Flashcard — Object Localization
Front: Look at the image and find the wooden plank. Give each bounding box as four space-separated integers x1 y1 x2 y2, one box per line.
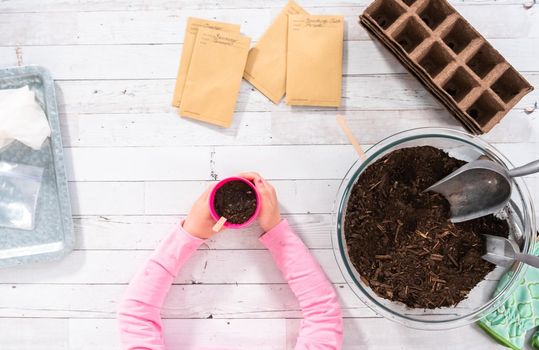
60 109 539 148
71 195 539 249
54 74 539 114
0 280 500 319
65 146 213 181
300 318 507 350
0 318 507 350
69 176 539 217
0 283 376 319
69 181 146 216
0 249 344 284
1 39 537 80
0 319 69 350
71 318 288 350
68 180 342 216
270 110 539 145
0 5 536 45
0 248 512 285
64 144 538 182
65 145 356 181
61 111 274 147
213 145 358 181
55 76 447 114
143 180 341 215
73 214 333 250
0 0 527 12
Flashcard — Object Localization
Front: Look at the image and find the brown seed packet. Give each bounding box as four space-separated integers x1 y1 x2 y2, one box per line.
285 15 344 107
171 18 240 107
179 28 251 128
243 0 308 104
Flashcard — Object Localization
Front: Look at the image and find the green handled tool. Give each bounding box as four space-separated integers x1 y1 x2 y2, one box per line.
478 246 539 349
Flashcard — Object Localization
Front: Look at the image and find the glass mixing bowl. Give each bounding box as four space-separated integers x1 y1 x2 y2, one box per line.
332 127 536 330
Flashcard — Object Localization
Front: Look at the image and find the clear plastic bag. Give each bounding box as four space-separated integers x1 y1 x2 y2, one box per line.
0 161 44 230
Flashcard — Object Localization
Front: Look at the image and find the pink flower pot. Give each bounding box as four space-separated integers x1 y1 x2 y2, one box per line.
209 176 260 229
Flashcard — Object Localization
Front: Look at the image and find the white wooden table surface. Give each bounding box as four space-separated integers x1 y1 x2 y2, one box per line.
0 0 538 349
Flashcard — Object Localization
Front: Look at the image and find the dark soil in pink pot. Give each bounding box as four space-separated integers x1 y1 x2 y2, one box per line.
214 180 257 224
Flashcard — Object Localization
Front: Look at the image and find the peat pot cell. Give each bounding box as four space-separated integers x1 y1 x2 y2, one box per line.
491 68 530 104
442 18 478 54
466 43 503 79
467 92 503 126
367 0 406 29
418 42 453 78
443 68 477 102
392 17 429 53
418 0 454 30
402 0 417 7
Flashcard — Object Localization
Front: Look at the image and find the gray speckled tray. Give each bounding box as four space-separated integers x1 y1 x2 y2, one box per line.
0 66 74 268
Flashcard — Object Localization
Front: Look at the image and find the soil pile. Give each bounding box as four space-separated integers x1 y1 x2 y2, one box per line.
345 146 508 308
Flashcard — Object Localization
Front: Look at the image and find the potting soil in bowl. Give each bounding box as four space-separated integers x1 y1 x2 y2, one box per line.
214 180 257 224
344 146 509 309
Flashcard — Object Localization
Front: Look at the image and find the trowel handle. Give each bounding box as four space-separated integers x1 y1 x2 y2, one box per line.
515 253 539 269
508 160 539 178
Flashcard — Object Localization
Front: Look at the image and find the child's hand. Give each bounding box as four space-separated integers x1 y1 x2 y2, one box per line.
240 172 282 232
183 186 216 239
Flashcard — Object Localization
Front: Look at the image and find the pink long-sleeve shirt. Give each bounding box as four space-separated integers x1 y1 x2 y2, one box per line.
117 219 343 349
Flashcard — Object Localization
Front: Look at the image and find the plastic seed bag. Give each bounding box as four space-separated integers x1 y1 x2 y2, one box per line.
0 161 44 230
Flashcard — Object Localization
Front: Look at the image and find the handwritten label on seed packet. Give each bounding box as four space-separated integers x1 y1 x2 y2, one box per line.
171 18 240 107
286 15 344 107
179 28 250 128
243 0 308 104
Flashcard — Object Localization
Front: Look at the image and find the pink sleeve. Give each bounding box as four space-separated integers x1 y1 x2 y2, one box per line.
259 220 343 350
117 221 204 350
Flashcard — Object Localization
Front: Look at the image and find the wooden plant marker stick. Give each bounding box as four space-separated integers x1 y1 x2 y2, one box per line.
336 115 367 161
212 217 227 232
